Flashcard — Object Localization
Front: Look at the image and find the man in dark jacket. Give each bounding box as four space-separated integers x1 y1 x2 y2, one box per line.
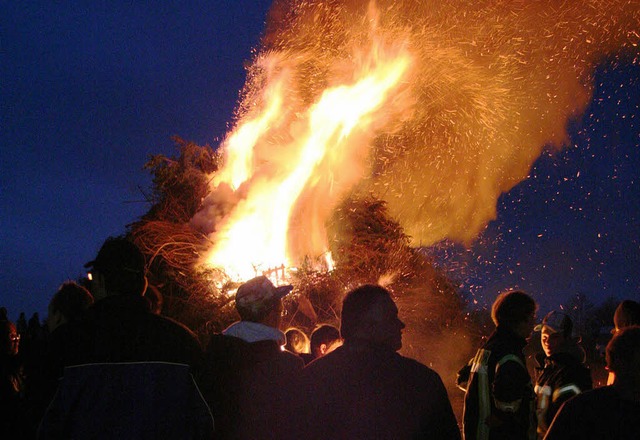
39 237 213 439
458 290 537 440
291 284 460 440
533 311 592 438
202 275 304 440
544 326 640 440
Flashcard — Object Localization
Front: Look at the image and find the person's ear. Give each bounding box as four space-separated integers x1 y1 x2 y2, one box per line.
320 343 328 355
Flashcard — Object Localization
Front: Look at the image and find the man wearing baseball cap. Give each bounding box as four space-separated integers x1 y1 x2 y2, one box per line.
533 311 592 438
202 276 303 440
39 236 213 439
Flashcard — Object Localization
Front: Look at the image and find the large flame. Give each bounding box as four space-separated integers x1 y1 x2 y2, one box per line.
192 0 639 281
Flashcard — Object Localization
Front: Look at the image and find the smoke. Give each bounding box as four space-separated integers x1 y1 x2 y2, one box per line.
193 0 639 265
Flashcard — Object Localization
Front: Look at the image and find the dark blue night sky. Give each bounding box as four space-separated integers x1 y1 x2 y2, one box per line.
2 2 638 320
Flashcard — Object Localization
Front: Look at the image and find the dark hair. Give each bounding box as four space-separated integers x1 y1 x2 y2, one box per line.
50 281 94 322
491 290 537 329
606 325 640 374
340 284 390 340
310 324 341 353
285 327 309 354
614 300 640 329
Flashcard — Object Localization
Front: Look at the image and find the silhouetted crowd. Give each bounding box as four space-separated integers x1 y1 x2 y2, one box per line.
1 236 639 439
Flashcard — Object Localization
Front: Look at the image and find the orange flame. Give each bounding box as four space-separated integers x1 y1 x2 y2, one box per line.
192 0 638 283
200 29 412 280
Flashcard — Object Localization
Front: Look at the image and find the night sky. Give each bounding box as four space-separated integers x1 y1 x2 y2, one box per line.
2 1 639 321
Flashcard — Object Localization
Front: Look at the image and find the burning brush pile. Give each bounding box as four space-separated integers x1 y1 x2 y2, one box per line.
130 138 467 355
129 0 637 376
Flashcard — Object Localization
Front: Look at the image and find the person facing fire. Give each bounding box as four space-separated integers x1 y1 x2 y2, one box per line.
202 275 304 439
543 325 640 440
607 299 640 385
533 311 592 438
309 323 342 359
457 290 537 440
289 284 460 439
38 236 213 439
0 318 26 436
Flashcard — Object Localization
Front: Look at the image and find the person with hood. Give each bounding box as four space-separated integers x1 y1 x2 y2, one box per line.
533 311 592 438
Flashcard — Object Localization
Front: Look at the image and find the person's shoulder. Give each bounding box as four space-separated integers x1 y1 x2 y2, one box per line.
563 385 616 409
145 313 199 343
280 348 305 368
395 352 443 380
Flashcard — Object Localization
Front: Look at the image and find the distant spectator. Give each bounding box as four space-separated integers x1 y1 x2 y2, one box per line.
0 307 7 321
534 311 592 438
298 323 342 365
607 299 640 385
47 281 94 333
202 275 304 439
457 290 537 440
0 319 26 436
16 312 28 335
291 284 460 439
612 300 640 333
39 236 213 439
285 327 310 355
544 326 640 440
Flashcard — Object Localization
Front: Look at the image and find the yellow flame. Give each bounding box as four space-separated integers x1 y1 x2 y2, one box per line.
214 74 287 190
194 0 637 283
202 40 412 280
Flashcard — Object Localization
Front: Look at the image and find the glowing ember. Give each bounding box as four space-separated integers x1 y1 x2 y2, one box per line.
192 0 639 282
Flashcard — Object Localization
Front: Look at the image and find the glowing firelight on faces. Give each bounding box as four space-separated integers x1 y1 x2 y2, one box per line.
202 42 412 281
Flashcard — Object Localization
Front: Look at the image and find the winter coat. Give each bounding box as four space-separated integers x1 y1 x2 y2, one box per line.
37 294 211 439
290 340 461 440
38 362 214 439
201 322 304 440
534 345 592 437
457 327 536 440
543 385 640 440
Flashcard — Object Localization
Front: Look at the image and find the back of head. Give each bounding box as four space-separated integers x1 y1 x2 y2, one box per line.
613 300 640 331
50 281 94 323
235 276 293 324
85 237 147 297
340 284 390 341
606 325 640 380
310 324 341 355
491 290 537 330
285 327 310 354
